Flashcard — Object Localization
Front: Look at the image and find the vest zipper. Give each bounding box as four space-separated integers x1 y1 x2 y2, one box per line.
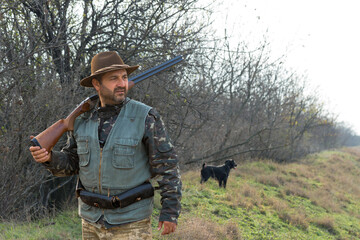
98 148 103 194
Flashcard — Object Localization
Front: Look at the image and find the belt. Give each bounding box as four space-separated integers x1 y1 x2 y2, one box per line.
76 179 154 209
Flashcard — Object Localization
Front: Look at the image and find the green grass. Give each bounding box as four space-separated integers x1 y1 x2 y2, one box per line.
0 208 82 240
1 147 360 240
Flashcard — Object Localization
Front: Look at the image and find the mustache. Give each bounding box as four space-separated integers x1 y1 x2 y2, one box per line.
114 87 126 92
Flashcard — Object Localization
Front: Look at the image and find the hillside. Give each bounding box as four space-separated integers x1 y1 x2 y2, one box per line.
158 147 360 240
1 147 360 239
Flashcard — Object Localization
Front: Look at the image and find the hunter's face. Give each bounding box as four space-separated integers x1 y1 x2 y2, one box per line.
93 69 128 106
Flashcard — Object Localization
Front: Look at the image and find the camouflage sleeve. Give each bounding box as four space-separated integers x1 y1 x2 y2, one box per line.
42 131 80 177
144 108 182 224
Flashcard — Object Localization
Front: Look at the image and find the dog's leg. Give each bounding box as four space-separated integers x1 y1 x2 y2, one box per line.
218 179 222 188
223 179 227 188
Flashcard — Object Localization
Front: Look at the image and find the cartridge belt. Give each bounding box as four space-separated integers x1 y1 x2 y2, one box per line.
76 179 154 209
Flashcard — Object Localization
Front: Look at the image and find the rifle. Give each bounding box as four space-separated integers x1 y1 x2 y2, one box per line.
30 55 183 151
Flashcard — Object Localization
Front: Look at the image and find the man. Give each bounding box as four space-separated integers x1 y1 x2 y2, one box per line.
29 51 182 239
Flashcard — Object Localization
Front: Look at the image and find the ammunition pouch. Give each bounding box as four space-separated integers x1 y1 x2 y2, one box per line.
76 179 154 209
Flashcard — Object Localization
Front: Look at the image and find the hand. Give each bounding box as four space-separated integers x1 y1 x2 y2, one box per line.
158 221 177 235
29 136 51 163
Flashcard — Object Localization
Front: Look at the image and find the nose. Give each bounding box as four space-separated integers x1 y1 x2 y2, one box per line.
116 78 126 88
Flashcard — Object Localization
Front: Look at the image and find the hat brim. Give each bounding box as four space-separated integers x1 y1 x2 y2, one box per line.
80 65 139 87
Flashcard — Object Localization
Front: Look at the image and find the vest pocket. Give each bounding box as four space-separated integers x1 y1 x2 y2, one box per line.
112 138 138 169
77 136 90 167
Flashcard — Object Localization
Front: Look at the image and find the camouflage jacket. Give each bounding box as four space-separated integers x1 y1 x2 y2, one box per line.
44 100 182 224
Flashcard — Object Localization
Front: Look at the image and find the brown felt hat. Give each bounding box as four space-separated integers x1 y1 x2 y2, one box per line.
80 51 139 87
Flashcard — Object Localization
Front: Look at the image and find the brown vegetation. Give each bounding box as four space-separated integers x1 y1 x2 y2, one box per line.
155 217 242 240
278 209 309 230
311 216 336 234
265 197 289 212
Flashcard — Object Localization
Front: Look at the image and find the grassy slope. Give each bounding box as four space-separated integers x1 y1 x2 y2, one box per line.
1 147 360 240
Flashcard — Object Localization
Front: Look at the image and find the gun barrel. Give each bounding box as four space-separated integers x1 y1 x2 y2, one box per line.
129 55 183 84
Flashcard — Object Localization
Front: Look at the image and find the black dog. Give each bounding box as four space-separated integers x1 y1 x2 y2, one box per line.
200 159 237 188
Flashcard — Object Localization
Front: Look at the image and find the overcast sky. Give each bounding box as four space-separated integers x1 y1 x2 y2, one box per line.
206 0 360 134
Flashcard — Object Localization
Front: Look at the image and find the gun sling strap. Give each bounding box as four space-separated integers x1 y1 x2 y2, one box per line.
76 179 155 209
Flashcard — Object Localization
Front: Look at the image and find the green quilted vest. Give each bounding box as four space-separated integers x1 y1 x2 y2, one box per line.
73 98 152 224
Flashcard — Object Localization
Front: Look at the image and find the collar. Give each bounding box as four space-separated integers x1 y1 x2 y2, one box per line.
89 97 131 120
97 103 124 119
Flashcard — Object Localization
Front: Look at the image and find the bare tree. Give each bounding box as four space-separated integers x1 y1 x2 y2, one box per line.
0 0 211 219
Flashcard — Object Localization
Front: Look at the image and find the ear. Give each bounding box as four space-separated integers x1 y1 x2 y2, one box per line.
92 78 100 91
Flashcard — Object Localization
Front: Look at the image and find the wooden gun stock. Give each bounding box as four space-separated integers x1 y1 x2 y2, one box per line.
30 55 183 152
30 95 99 151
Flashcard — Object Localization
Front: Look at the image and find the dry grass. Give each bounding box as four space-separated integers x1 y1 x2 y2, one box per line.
336 174 360 197
256 174 284 187
283 181 309 199
236 163 266 179
265 197 289 212
225 220 242 240
225 183 263 210
241 184 263 208
241 183 259 198
156 217 242 240
343 147 360 158
308 188 341 213
278 209 309 230
311 216 337 234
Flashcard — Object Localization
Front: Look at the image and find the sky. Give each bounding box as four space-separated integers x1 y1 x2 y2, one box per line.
206 0 360 134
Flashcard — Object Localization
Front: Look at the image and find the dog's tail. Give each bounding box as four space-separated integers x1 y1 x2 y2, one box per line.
202 163 206 169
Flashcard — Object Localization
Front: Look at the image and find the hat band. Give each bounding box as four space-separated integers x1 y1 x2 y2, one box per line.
93 64 130 74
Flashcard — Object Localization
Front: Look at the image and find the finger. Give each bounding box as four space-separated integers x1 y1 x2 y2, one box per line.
30 135 34 140
34 152 49 161
32 148 48 157
35 151 51 163
31 149 50 163
29 146 41 152
36 156 50 163
157 221 163 231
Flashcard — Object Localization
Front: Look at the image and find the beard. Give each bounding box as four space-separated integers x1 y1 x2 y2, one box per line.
99 85 127 105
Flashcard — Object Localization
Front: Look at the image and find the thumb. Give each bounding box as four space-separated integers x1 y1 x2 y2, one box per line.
158 221 163 231
30 135 34 140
